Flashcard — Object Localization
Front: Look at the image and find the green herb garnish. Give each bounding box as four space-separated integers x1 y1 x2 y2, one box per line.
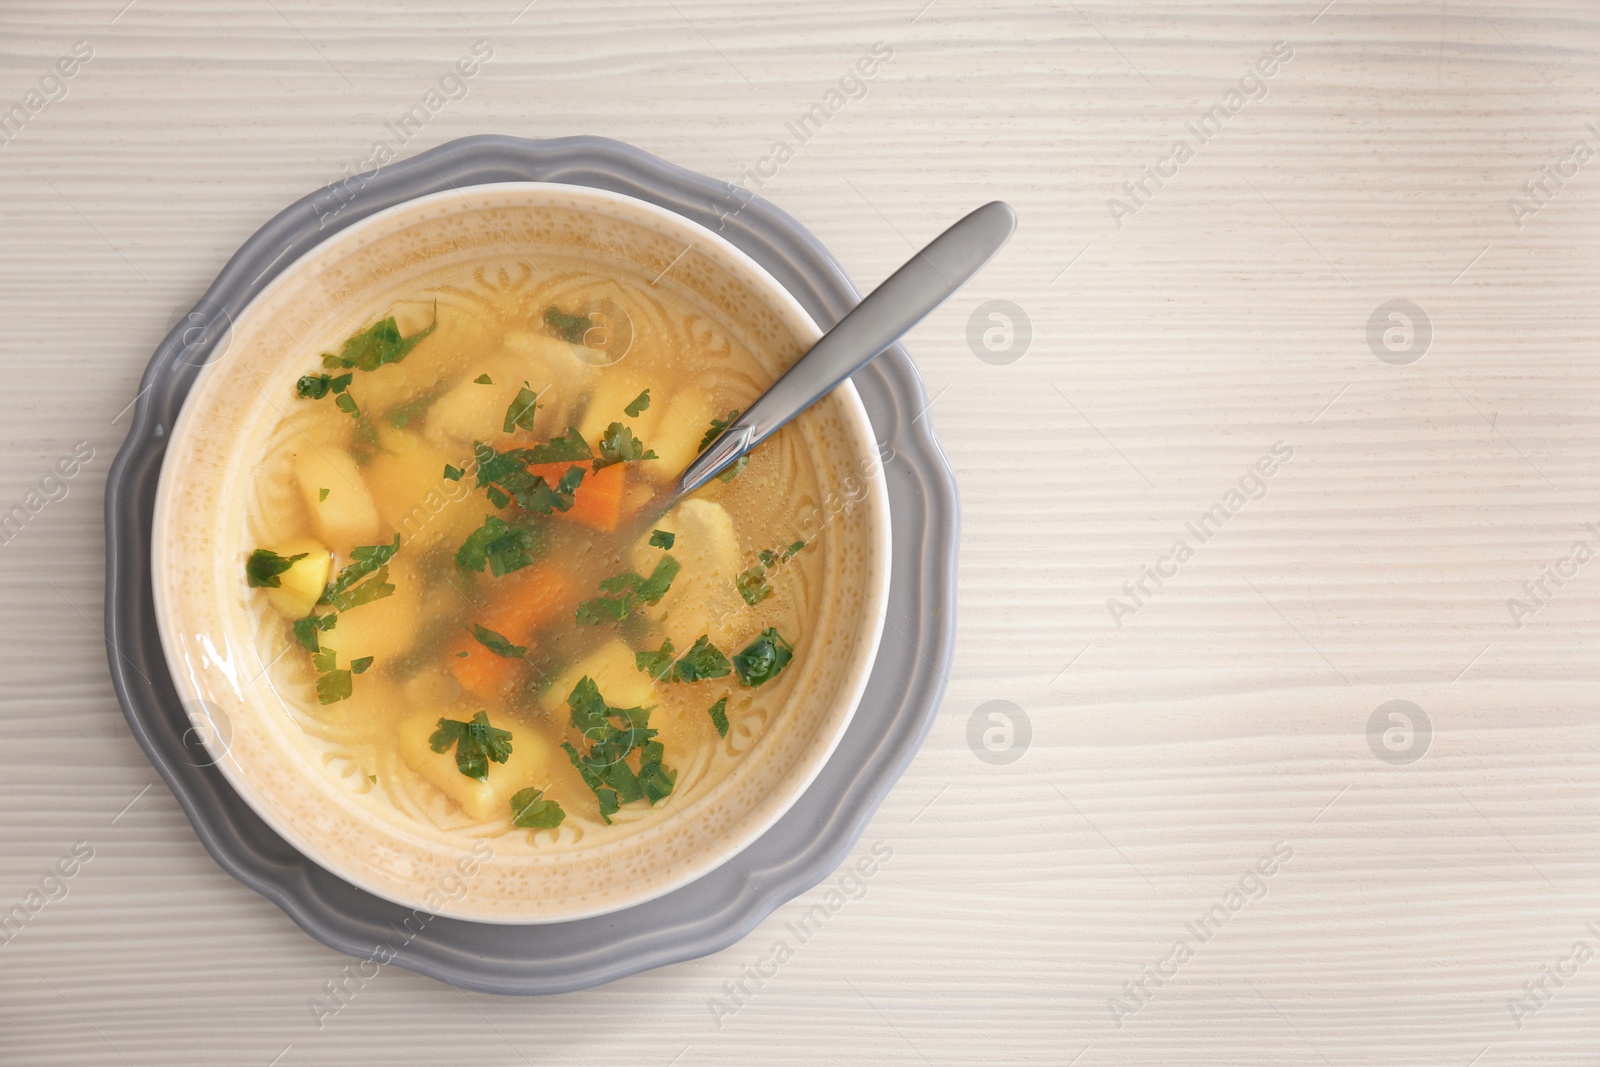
246 548 307 588
443 464 463 481
502 383 539 434
523 426 592 464
319 487 330 502
470 622 527 659
457 515 539 577
293 612 337 652
624 389 651 418
735 540 806 606
319 535 401 611
310 646 354 705
649 529 675 550
429 710 513 781
558 677 674 823
321 307 437 372
470 441 585 512
593 422 657 470
475 373 494 385
732 627 793 688
544 306 593 345
706 696 730 738
350 656 374 674
576 556 680 625
509 787 565 830
699 409 741 452
635 635 731 683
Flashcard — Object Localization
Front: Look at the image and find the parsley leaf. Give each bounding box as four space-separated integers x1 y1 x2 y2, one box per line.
474 373 493 385
321 307 437 372
735 563 772 606
246 548 307 588
320 536 401 610
319 487 330 502
593 422 657 470
732 627 794 688
558 677 674 823
543 306 593 344
442 464 463 481
635 635 730 683
456 515 538 577
296 371 353 402
523 426 592 464
350 656 374 675
309 646 355 705
624 389 651 417
502 383 539 433
470 622 527 659
699 409 741 452
649 529 675 550
293 612 337 652
509 787 565 830
429 710 513 781
576 556 680 625
385 389 443 429
706 696 730 738
470 441 584 512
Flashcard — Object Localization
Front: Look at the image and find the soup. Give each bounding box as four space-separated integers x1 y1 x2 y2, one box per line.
242 258 822 840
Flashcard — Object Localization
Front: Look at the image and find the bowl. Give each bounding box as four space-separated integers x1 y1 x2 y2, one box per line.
149 182 891 923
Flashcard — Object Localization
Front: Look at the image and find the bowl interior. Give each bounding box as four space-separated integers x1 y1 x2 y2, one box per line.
151 182 891 923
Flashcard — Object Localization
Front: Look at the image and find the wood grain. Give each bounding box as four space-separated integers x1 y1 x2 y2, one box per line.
1 1 1598 1063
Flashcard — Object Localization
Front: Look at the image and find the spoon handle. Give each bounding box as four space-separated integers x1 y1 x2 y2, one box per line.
675 200 1016 496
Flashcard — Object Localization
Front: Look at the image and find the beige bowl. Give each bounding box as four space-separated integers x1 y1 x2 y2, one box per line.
152 183 891 923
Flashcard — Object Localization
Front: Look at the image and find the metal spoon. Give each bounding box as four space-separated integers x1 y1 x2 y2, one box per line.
659 199 1016 517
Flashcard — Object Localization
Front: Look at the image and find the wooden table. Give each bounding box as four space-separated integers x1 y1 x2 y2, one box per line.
1 1 1595 1063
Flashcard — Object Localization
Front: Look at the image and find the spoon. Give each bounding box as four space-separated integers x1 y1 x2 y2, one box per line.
650 199 1016 525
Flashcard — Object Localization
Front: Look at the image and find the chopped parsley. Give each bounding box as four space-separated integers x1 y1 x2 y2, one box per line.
350 656 374 674
502 383 539 434
469 440 585 512
443 464 463 481
706 696 730 738
509 787 565 830
735 539 807 605
593 422 656 470
456 515 539 577
293 611 337 652
523 426 592 464
474 373 494 385
246 548 307 588
470 622 527 659
296 372 359 417
321 307 437 372
635 635 731 683
576 556 680 625
558 677 674 823
543 306 593 345
732 627 794 688
429 710 513 781
649 529 675 550
319 535 400 611
311 646 354 705
318 487 330 502
699 409 741 452
624 389 651 417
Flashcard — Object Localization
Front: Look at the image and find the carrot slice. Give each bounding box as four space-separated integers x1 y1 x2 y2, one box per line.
526 461 625 532
447 564 573 698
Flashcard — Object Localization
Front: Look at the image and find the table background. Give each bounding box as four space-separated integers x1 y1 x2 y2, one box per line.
2 1 1597 1063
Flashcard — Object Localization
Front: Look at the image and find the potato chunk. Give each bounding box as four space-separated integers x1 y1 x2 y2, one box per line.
397 711 558 821
292 445 380 548
630 499 750 649
261 536 332 619
541 638 658 714
637 385 718 483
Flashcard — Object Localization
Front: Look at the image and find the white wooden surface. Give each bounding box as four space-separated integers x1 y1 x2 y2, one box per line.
1 1 1597 1063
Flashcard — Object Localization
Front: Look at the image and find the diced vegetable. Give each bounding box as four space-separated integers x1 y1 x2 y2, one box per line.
526 460 626 532
397 711 556 821
293 446 380 547
541 639 657 714
260 537 332 618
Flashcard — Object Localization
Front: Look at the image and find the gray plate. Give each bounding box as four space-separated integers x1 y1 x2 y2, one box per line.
102 135 959 995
